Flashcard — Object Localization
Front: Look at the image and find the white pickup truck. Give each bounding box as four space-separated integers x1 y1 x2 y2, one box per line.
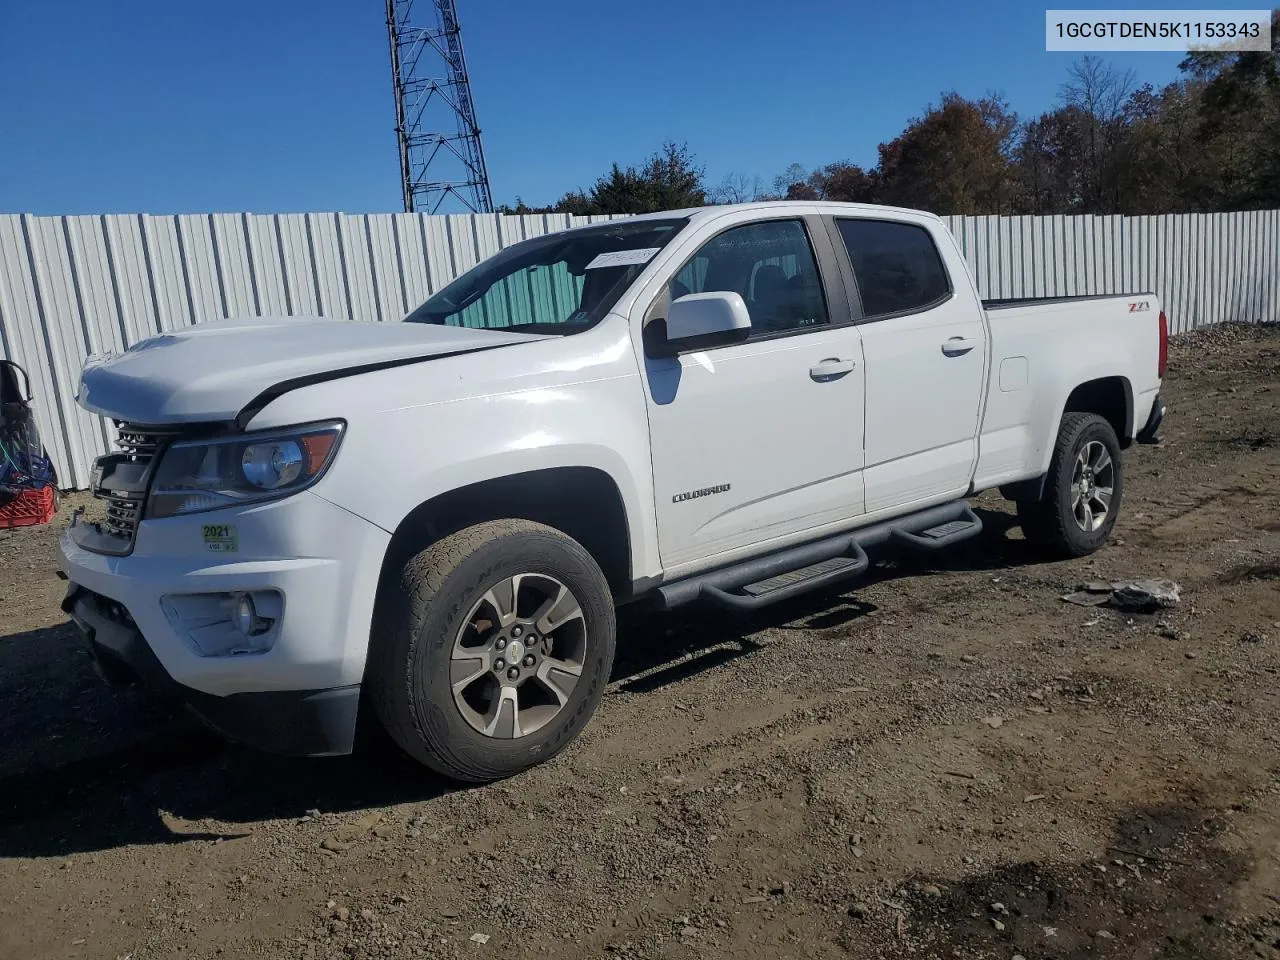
58 201 1167 782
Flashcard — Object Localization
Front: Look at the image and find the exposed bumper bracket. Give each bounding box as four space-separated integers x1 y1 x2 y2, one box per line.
1137 392 1165 445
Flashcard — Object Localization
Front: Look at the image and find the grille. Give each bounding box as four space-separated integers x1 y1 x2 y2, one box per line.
115 427 166 460
92 424 176 548
100 493 143 541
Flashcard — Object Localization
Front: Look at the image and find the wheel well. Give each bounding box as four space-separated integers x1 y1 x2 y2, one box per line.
1001 376 1133 503
1064 377 1132 447
378 467 633 599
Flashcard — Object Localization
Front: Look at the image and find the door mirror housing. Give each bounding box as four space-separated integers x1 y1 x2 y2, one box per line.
657 291 751 354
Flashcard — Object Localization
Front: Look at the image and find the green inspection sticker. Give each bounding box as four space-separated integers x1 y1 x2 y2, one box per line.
202 523 238 553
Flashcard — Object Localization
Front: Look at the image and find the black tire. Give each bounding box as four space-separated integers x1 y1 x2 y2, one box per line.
368 519 616 783
1016 412 1124 558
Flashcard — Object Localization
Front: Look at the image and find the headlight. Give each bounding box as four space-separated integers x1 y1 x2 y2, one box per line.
147 421 344 519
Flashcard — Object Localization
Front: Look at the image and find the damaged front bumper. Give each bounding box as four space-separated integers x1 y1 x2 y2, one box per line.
62 582 361 756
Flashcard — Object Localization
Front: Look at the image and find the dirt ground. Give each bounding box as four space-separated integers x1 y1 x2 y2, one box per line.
1 324 1278 960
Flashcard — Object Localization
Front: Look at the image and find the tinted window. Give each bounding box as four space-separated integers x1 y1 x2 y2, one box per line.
836 219 950 319
405 219 687 333
671 220 827 335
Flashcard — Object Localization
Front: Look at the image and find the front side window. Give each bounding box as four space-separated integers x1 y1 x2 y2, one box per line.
670 220 828 336
406 218 688 333
835 218 951 319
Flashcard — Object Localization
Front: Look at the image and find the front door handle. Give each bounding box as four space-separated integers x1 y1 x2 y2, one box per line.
941 336 979 356
810 358 856 382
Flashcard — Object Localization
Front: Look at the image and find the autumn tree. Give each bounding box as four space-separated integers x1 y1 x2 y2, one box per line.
875 93 1021 214
1015 106 1089 213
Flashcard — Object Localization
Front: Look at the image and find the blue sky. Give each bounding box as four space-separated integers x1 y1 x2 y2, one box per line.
0 0 1191 215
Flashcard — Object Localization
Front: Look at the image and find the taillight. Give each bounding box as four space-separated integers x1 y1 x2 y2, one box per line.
1158 310 1168 378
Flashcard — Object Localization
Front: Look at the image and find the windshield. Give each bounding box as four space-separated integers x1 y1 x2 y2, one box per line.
404 218 688 333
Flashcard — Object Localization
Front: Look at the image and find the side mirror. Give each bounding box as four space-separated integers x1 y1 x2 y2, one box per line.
660 291 752 353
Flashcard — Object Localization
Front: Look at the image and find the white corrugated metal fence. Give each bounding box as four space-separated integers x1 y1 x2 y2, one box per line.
2 209 1277 489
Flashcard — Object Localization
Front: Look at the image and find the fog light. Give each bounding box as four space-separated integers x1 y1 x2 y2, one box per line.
162 590 282 657
236 594 256 635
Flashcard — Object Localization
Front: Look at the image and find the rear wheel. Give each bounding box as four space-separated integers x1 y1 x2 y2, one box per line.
1017 412 1123 558
369 519 616 783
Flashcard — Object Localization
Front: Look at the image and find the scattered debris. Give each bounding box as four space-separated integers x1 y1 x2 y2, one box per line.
1062 579 1181 612
469 932 491 944
1110 579 1182 612
319 838 351 853
1024 794 1047 803
982 716 1004 729
1061 590 1110 607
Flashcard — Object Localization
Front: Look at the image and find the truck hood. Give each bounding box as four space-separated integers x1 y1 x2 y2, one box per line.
78 316 548 425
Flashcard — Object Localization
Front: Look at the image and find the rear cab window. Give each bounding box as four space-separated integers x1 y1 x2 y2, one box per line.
835 218 952 320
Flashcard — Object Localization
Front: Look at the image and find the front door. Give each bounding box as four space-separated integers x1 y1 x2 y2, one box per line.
639 216 866 575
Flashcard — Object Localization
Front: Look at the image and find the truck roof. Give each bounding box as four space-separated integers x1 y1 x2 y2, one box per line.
562 200 942 233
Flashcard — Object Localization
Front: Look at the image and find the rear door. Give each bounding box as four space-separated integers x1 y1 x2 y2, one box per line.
636 214 866 574
829 216 986 515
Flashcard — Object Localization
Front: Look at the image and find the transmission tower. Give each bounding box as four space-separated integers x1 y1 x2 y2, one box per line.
386 0 494 214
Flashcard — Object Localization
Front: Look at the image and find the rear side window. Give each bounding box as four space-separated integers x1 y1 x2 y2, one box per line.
835 219 950 319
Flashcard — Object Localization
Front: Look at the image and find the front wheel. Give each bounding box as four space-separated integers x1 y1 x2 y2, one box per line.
368 519 616 783
1017 412 1124 558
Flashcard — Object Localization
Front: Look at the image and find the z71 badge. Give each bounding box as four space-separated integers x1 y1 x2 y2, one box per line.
1128 300 1151 313
202 523 238 553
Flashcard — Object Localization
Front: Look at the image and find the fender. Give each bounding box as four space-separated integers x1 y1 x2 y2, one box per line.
242 318 662 584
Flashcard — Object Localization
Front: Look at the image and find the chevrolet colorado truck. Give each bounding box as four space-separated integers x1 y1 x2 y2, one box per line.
58 201 1167 782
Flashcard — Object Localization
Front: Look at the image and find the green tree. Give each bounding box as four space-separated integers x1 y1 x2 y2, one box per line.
1180 11 1280 208
556 142 707 215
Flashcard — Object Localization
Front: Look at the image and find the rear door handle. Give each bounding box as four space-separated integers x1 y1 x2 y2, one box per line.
941 336 979 357
809 358 856 381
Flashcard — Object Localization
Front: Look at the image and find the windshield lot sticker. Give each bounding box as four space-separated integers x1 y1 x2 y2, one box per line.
585 248 660 270
202 523 238 553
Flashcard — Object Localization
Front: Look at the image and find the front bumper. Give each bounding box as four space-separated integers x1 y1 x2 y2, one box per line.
63 584 360 755
56 489 392 756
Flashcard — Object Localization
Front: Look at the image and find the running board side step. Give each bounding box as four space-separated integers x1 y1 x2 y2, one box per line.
656 501 983 612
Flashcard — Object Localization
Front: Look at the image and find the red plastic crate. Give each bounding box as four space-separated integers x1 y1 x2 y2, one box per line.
0 485 57 529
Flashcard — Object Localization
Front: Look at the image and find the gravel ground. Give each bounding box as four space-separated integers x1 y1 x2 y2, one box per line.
1 323 1278 960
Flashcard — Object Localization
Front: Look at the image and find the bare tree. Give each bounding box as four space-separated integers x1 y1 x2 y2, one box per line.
708 172 767 204
1060 56 1137 212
